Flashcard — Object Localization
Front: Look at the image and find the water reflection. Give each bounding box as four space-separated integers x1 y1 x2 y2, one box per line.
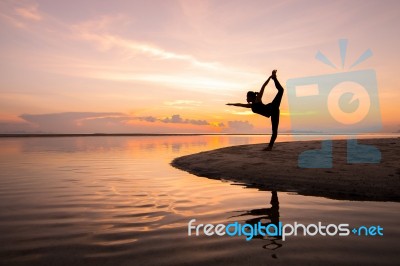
0 135 399 265
10 136 210 154
231 190 283 256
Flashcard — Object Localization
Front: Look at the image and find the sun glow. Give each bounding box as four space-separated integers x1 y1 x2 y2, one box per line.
0 1 398 133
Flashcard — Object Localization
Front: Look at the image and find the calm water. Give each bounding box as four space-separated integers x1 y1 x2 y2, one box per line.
0 135 399 265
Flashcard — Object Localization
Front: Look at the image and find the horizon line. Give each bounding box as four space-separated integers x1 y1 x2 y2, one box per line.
0 133 398 138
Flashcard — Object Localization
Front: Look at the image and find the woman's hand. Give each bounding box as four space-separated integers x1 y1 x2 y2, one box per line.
226 103 251 108
271 69 277 78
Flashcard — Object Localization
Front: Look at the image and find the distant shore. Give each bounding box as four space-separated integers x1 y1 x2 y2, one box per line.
0 133 302 138
1 133 399 138
0 133 209 138
172 138 400 202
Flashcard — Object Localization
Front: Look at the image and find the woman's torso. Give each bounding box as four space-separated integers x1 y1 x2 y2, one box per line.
251 101 277 118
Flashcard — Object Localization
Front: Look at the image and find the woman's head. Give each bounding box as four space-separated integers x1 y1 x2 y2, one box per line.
247 91 257 103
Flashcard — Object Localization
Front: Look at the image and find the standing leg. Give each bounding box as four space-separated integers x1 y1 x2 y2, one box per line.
264 76 284 151
267 110 280 150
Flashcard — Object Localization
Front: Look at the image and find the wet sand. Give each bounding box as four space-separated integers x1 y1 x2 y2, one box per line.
172 138 400 202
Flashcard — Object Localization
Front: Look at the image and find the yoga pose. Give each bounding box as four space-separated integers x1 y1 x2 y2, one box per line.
227 70 284 151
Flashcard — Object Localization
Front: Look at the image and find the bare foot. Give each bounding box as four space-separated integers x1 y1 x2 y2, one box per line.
271 69 277 78
262 146 273 151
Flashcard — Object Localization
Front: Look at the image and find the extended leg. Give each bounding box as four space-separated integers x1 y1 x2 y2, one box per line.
271 77 284 108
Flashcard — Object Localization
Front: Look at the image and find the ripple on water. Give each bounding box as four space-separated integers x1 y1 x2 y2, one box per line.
0 135 399 265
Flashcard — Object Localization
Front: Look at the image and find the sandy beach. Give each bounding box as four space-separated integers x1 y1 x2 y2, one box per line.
172 137 400 202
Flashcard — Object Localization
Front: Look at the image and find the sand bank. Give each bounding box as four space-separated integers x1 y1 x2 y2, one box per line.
172 138 400 202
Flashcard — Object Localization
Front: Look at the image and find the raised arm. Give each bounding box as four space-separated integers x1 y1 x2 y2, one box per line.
256 76 271 102
226 103 251 108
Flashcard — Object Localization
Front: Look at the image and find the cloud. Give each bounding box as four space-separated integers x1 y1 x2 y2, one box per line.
15 4 42 21
135 116 158 123
19 112 128 133
65 15 263 90
0 121 37 133
225 120 254 132
161 114 209 126
72 16 220 70
20 112 125 123
0 2 42 29
6 112 220 133
225 109 254 115
0 7 263 92
164 100 202 108
135 114 211 126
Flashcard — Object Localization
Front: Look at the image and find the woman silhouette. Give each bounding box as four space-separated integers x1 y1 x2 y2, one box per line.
227 70 284 151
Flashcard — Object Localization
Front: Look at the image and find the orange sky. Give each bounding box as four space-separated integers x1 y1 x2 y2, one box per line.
0 0 399 133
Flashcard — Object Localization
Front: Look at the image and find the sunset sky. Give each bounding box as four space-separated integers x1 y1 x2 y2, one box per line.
0 0 399 133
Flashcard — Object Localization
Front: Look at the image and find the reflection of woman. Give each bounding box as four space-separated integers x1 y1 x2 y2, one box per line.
227 70 284 150
269 191 280 226
238 191 280 228
231 190 282 252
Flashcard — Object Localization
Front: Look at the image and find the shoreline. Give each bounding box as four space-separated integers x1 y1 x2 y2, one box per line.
172 137 400 202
